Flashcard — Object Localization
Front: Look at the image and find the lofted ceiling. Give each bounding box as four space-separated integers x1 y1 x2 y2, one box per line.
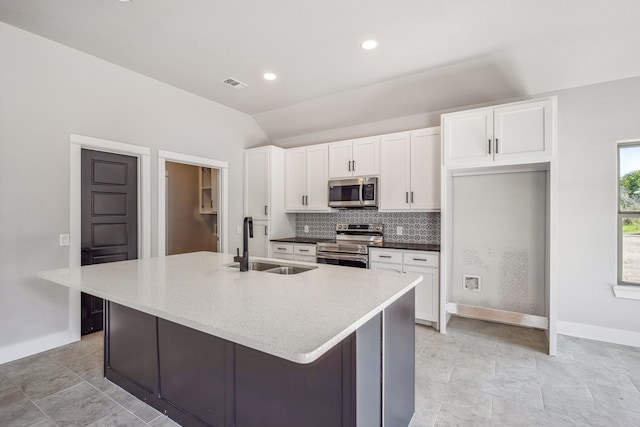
2 0 640 140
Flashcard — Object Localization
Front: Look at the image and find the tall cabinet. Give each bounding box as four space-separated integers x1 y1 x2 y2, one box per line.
244 146 295 257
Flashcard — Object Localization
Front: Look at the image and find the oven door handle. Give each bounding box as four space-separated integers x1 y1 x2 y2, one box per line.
317 253 369 263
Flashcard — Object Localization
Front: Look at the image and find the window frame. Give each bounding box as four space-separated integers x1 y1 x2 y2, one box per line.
617 141 640 287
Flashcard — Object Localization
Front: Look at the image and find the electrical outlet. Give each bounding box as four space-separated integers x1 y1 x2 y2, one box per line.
304 225 309 233
237 226 242 234
59 234 70 247
486 246 494 257
396 226 403 236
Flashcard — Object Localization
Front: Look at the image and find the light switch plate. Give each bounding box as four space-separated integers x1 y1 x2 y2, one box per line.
59 234 70 247
304 225 309 233
396 226 403 236
237 226 242 234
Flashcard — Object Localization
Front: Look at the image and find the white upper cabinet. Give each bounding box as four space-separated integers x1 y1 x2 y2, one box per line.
379 127 440 212
244 147 269 220
443 98 553 168
410 129 441 211
328 137 380 178
285 145 330 212
493 99 552 162
285 148 306 211
379 132 410 210
306 145 330 211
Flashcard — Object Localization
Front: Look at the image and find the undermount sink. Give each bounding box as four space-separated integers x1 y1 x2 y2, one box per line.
228 261 317 275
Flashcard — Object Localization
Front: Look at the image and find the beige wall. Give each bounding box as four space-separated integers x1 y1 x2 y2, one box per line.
166 162 217 255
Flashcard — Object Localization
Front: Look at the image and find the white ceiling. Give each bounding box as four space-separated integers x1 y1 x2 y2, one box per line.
2 0 640 140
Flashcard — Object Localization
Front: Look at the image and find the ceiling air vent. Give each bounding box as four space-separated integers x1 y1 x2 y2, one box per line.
221 77 248 89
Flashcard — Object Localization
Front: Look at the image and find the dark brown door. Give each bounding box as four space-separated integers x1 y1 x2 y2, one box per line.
81 149 138 335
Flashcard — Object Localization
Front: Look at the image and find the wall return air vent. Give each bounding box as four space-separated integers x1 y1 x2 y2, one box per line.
221 77 248 89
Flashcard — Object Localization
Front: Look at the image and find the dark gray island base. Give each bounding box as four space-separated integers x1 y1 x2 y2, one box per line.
104 289 415 427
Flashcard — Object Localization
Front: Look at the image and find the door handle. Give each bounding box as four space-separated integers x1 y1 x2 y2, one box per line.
302 195 305 206
305 195 309 205
411 191 414 203
264 205 268 215
496 138 499 153
352 160 355 171
265 226 268 236
405 192 409 203
348 161 351 171
488 139 492 155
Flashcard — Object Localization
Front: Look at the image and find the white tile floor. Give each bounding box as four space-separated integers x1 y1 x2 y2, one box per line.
1 317 639 426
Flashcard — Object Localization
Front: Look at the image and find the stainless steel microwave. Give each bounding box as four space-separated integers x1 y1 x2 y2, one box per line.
328 177 378 208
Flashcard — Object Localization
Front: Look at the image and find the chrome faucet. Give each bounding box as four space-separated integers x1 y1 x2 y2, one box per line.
234 217 253 271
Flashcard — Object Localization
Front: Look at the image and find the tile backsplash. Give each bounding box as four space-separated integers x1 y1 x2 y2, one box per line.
295 211 440 244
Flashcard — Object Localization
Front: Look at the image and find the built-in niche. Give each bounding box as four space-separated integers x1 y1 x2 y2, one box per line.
451 171 546 316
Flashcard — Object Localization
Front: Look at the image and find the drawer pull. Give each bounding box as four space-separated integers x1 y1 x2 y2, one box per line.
379 255 392 259
277 247 287 250
299 249 309 252
413 258 427 262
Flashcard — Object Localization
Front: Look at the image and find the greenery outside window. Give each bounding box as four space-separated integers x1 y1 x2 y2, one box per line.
618 143 640 285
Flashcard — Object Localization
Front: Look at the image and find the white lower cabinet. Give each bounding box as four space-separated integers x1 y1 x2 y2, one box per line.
370 248 439 326
249 222 270 257
270 243 317 263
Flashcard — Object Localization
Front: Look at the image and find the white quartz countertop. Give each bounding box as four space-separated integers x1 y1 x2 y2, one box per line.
38 252 421 364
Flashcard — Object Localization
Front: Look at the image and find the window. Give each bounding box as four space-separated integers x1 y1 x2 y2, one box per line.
618 143 640 285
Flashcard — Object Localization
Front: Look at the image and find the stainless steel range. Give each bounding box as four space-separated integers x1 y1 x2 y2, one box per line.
316 224 383 268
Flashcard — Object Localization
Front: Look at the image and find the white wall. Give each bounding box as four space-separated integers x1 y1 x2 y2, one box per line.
270 76 640 340
0 23 268 361
554 77 640 334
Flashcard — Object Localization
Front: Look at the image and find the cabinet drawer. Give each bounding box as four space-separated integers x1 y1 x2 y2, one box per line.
370 262 402 273
294 244 317 256
294 255 317 263
271 243 293 254
370 249 403 264
403 252 439 267
272 253 294 261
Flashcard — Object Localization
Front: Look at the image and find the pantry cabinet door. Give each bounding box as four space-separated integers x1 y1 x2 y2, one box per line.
244 148 269 219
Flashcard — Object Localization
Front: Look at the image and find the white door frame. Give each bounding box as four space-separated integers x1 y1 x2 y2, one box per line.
158 150 229 256
69 134 152 340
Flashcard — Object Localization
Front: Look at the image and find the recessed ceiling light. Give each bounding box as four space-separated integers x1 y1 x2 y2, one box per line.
263 73 277 81
360 40 378 50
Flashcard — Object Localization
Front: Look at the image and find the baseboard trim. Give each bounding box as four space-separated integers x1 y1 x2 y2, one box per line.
557 321 640 348
0 329 78 365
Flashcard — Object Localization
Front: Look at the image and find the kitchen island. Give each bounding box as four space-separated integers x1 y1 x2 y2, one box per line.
39 252 421 427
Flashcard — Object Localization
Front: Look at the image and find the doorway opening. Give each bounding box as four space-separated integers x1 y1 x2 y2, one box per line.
157 150 229 256
165 162 219 255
